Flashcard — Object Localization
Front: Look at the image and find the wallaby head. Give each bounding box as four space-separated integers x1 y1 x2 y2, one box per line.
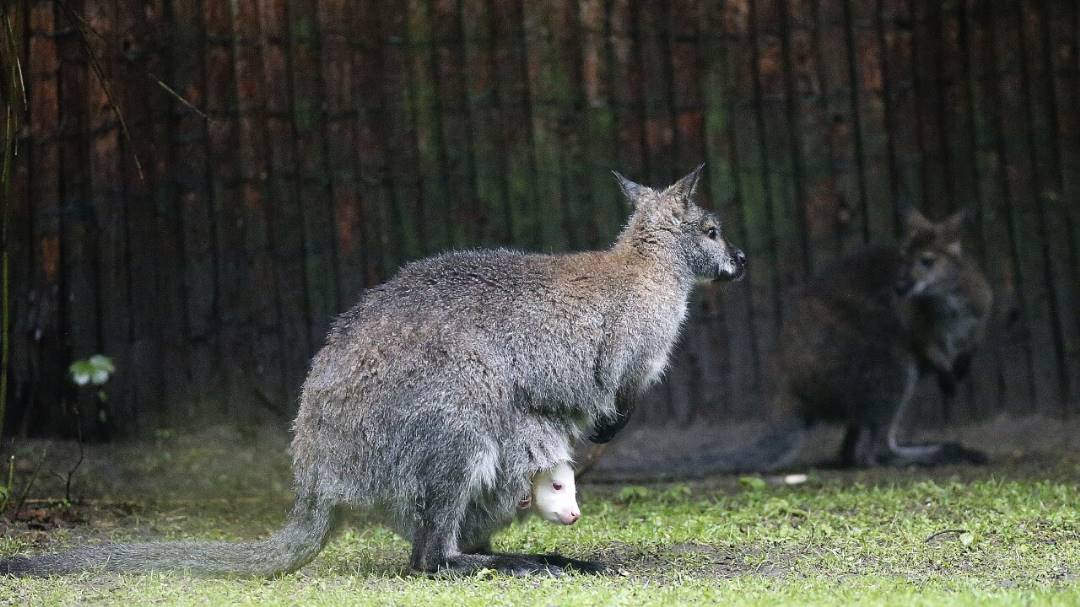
895 208 966 297
614 164 747 283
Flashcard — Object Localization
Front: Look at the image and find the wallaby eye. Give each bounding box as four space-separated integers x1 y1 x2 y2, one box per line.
920 253 936 268
706 227 718 240
552 483 563 491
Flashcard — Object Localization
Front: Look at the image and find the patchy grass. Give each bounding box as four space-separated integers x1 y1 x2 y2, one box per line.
0 426 1078 606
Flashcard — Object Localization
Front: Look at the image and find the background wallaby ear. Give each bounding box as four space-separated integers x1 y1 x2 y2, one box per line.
941 209 966 255
941 208 966 233
612 171 652 207
903 207 934 235
664 163 706 203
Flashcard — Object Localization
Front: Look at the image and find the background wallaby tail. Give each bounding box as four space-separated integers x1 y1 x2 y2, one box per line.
589 421 808 482
0 494 337 578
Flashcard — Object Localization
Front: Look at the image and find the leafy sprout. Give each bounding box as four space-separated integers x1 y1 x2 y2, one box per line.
69 355 116 387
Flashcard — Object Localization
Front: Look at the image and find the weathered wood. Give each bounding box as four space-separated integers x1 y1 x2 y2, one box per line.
317 0 366 304
78 0 120 438
170 0 220 414
6 1 32 434
349 0 395 282
117 0 167 432
405 0 453 252
9 0 1080 437
140 0 187 427
22 0 66 436
817 0 862 255
577 0 621 246
992 0 1060 414
228 0 285 411
432 0 482 247
203 0 249 423
1021 0 1079 408
1045 0 1080 406
290 0 341 355
261 0 313 413
378 0 426 262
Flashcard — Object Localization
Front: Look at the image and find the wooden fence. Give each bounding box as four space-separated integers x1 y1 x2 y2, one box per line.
5 0 1079 439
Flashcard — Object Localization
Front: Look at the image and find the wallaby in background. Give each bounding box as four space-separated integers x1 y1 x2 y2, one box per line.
0 165 746 577
519 462 581 526
596 208 992 480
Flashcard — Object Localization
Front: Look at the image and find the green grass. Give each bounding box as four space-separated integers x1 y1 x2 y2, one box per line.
1 439 1078 605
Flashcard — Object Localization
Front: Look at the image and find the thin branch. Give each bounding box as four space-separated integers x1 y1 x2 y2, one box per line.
924 528 968 543
58 1 209 121
12 447 48 517
57 1 145 181
2 12 25 113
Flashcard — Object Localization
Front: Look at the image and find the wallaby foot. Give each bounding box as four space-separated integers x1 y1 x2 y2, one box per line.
885 442 987 466
841 424 987 467
416 553 605 577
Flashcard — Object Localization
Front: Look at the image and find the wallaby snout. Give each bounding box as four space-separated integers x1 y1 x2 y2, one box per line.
719 247 747 282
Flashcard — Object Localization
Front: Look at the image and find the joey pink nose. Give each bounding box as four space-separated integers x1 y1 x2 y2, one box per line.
565 511 580 525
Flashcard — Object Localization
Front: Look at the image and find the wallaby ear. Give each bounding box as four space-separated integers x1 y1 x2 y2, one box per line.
663 163 706 203
941 209 966 255
941 208 966 233
612 171 652 208
904 207 934 236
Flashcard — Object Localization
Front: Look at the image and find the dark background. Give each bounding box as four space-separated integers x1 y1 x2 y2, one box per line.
5 0 1079 440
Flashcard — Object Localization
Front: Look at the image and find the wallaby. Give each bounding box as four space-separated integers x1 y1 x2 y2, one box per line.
0 165 745 577
595 208 992 480
519 462 580 526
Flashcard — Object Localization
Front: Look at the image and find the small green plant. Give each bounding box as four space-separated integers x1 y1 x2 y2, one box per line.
63 354 114 502
69 354 115 405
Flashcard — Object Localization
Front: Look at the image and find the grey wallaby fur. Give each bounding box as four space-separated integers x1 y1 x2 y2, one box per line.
0 165 746 577
597 208 992 481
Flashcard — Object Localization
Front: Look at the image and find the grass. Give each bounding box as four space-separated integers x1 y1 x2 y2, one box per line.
0 428 1078 606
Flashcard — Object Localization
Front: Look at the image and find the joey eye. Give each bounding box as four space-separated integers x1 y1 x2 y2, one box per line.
919 253 936 268
706 227 718 240
552 483 564 491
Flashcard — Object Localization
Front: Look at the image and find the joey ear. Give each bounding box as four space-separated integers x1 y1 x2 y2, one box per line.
664 163 706 203
612 171 653 208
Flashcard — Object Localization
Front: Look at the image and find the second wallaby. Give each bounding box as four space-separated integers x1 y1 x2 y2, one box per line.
596 208 992 480
0 165 745 577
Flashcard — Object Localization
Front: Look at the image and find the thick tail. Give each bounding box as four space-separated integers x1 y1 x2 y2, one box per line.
589 421 808 482
0 494 338 578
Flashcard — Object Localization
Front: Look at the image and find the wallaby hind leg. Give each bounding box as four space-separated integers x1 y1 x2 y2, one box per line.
409 505 598 576
841 364 987 467
408 464 604 576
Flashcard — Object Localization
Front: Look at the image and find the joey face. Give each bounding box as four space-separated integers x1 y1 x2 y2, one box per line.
530 462 580 525
614 164 746 282
895 209 965 297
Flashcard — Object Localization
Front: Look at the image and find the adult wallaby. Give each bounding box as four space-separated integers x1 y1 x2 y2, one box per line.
0 165 746 577
595 208 991 480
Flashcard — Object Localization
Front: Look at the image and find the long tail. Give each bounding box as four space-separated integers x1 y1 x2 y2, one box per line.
0 493 338 578
589 421 808 482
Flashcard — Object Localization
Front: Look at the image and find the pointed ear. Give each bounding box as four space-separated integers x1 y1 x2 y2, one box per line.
941 209 966 255
612 171 652 207
941 209 966 234
663 163 706 202
904 207 934 236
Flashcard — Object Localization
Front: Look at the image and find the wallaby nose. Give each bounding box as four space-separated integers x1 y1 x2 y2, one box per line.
565 510 580 525
733 248 747 267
